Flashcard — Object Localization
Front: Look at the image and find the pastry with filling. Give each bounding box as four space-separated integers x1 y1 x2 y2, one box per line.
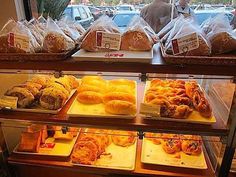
39 87 68 110
181 135 202 155
161 134 182 154
5 87 35 108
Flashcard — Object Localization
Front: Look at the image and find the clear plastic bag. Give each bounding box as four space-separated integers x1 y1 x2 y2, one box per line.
120 16 157 51
81 15 121 52
59 16 85 35
165 18 211 56
203 14 236 54
42 17 75 53
27 18 44 45
57 18 81 44
0 19 40 53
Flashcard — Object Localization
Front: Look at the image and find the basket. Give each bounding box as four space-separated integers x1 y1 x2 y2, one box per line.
160 42 236 66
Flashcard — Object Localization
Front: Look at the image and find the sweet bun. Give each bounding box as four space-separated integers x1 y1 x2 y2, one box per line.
82 79 107 90
103 92 136 104
81 76 104 82
107 85 133 94
105 100 136 115
77 91 103 104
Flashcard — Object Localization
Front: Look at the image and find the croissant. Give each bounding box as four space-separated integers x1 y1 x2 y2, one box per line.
77 91 103 104
103 92 136 104
105 100 136 115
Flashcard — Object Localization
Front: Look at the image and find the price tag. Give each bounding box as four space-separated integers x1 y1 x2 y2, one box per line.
140 103 160 117
8 32 30 51
171 32 199 55
0 96 18 109
96 31 121 50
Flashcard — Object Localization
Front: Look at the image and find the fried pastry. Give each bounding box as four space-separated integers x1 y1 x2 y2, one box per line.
77 91 103 104
71 141 98 165
5 87 35 108
105 100 136 115
181 135 202 155
103 92 136 104
111 130 136 147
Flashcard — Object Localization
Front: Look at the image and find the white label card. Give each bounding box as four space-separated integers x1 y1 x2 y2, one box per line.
0 96 18 109
96 31 121 50
8 33 30 52
140 103 160 117
171 32 199 55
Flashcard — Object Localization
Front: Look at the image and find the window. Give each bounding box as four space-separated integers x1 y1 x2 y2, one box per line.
78 7 88 20
73 7 81 19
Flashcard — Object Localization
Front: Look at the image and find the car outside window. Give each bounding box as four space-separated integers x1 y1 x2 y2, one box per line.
79 7 88 19
113 14 138 27
73 7 81 19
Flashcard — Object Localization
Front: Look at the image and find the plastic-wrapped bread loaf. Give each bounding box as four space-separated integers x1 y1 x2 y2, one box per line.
121 16 157 51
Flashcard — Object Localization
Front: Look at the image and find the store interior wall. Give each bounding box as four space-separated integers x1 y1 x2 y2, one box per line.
0 0 18 27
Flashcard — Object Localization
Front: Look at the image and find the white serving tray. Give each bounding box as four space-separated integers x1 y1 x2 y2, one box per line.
13 134 78 157
141 138 207 169
4 90 76 114
68 82 137 119
72 137 137 171
141 81 216 125
72 46 155 63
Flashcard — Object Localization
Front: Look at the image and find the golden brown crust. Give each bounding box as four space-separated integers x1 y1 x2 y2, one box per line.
181 135 202 155
105 100 136 115
77 91 103 104
103 92 136 104
111 130 136 147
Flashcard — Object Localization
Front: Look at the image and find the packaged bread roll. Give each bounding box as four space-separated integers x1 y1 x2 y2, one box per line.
121 16 157 51
81 16 121 52
42 17 75 53
203 14 236 54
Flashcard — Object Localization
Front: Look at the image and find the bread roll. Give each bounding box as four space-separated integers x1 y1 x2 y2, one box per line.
103 92 136 104
107 85 133 94
105 100 136 115
77 91 103 104
109 79 135 89
121 31 153 51
82 79 107 90
81 76 104 82
77 84 104 93
43 32 75 53
39 87 68 110
5 87 35 108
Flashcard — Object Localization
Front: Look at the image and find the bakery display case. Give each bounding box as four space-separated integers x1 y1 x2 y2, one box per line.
0 64 235 177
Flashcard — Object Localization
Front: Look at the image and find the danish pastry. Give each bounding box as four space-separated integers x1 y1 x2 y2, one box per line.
161 134 182 154
181 135 202 155
105 100 136 115
77 91 103 104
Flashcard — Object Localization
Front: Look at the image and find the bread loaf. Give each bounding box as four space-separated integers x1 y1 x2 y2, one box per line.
105 100 136 115
77 91 103 104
